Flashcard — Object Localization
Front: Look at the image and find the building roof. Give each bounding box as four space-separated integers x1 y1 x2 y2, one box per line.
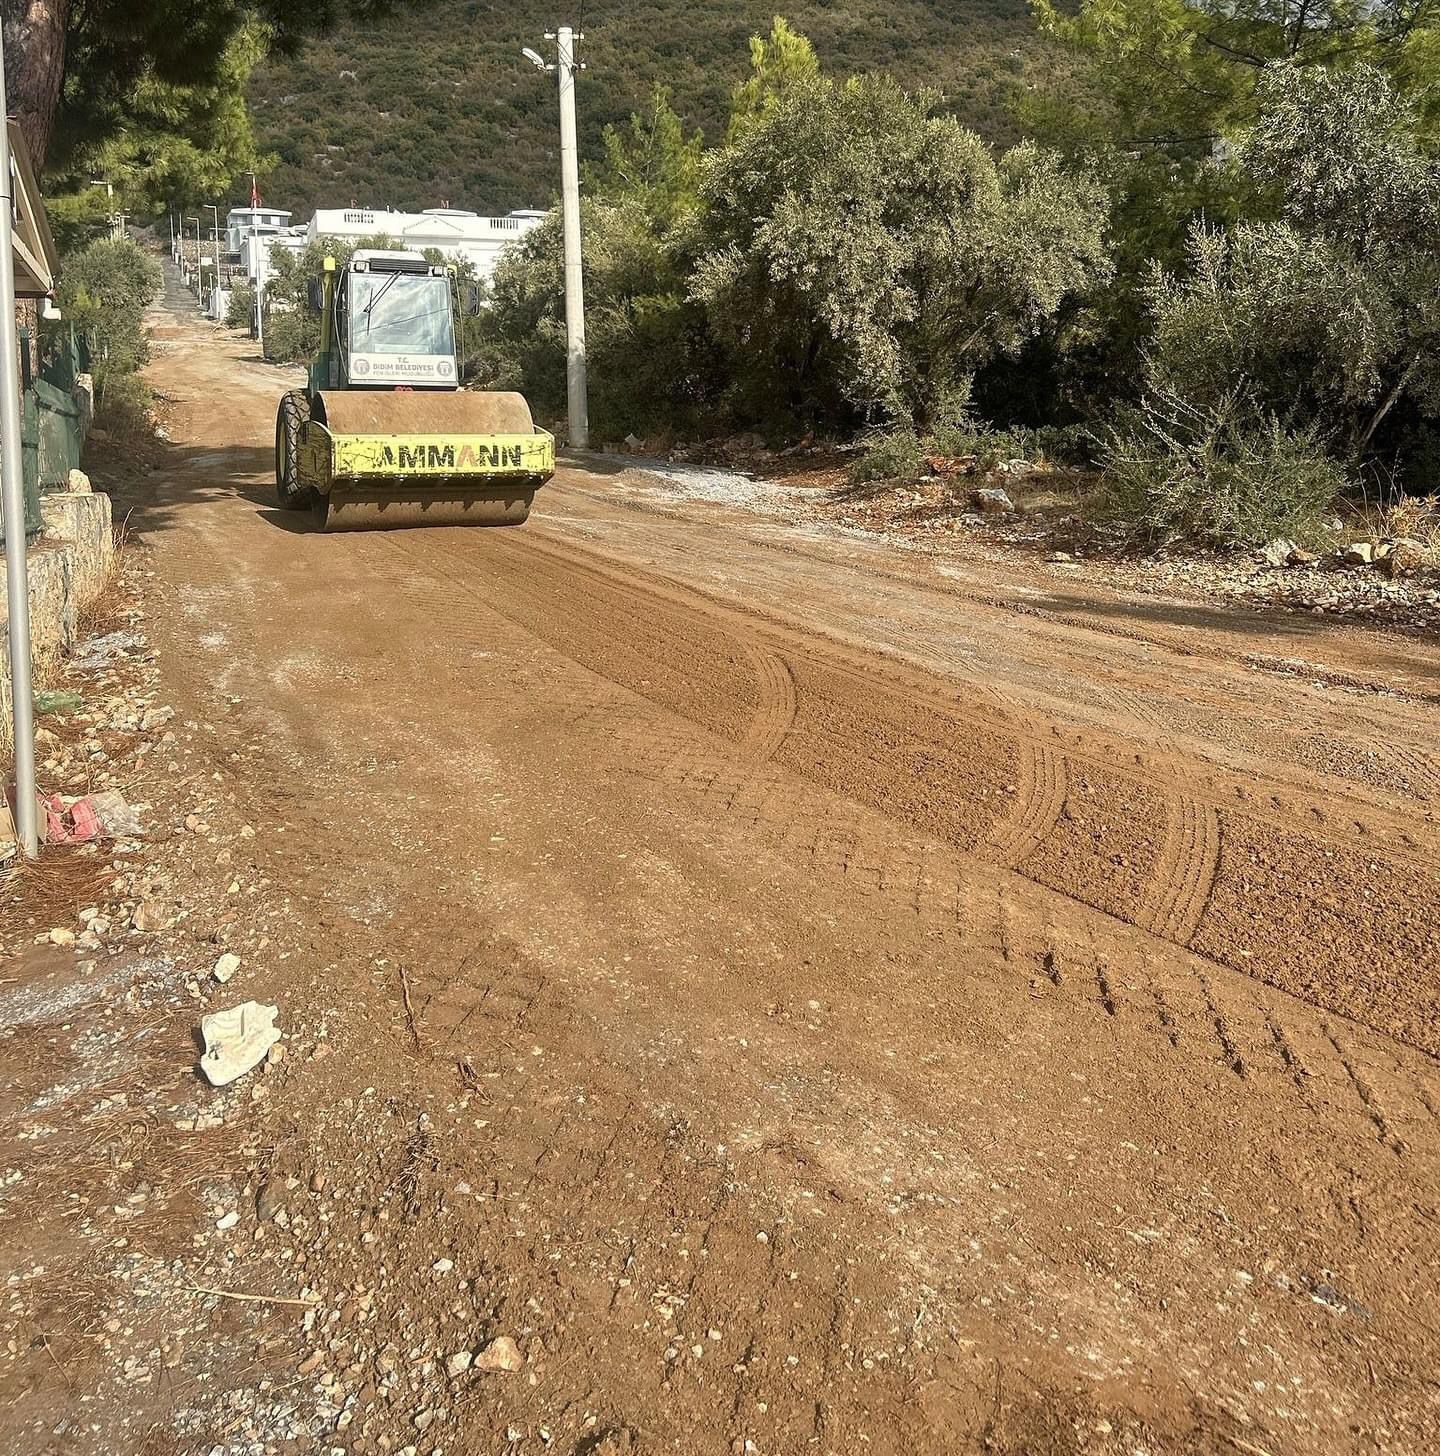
8 121 59 297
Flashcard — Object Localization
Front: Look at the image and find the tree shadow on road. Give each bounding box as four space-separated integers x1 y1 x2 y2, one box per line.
1032 590 1440 692
102 442 276 542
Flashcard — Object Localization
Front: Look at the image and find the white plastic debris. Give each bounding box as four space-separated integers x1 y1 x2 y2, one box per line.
90 789 144 838
199 1002 281 1087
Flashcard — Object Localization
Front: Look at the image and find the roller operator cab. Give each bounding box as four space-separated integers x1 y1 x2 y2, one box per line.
274 250 555 531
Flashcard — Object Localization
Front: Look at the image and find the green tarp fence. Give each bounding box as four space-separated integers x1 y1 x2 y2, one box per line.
0 327 91 547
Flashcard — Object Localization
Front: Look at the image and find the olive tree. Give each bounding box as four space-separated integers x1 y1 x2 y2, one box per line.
689 74 1111 431
1101 64 1440 537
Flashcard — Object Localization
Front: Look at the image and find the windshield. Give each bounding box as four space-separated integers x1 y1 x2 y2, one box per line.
346 272 455 358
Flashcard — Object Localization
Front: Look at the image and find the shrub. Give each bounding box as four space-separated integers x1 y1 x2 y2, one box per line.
1144 222 1396 443
56 237 162 384
849 428 924 485
1100 388 1346 546
850 415 1095 487
692 75 1110 431
226 283 256 330
476 201 723 439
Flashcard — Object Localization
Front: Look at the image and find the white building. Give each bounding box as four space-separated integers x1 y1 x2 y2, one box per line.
306 207 545 286
242 226 308 284
225 206 293 260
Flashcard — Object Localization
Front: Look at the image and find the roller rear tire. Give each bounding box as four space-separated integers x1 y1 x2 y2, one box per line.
275 392 316 510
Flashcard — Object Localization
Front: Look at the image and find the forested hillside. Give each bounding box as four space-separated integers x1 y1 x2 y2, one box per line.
247 0 1043 214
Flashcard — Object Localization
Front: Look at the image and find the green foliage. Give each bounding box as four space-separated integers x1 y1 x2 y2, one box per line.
75 23 275 215
1145 222 1396 437
1133 68 1440 467
1245 63 1440 253
55 238 163 387
1101 62 1440 533
850 415 1089 486
477 202 721 438
591 87 704 227
43 191 120 256
1029 0 1440 155
259 235 489 378
226 282 257 329
49 0 426 173
476 21 1106 442
728 15 821 140
421 249 489 380
260 234 391 362
690 74 1110 429
1025 1 1440 414
849 428 924 485
1100 390 1345 546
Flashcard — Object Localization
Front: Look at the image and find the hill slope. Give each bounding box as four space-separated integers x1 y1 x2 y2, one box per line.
247 0 1042 216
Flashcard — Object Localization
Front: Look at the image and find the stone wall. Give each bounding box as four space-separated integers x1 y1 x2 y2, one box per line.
1 481 114 727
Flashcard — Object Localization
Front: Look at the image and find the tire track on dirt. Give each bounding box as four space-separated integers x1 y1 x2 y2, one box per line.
369 526 1440 1060
740 646 797 765
986 739 1067 868
486 530 1439 863
1137 798 1221 946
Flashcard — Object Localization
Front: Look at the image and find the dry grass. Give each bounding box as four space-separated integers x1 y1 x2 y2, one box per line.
0 643 60 757
72 532 130 641
0 846 113 946
1344 492 1440 555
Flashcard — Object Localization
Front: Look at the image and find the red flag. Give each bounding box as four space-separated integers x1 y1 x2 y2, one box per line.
250 173 261 209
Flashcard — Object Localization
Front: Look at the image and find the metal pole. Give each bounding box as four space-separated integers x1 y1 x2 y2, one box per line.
0 37 39 856
556 24 588 449
254 239 266 352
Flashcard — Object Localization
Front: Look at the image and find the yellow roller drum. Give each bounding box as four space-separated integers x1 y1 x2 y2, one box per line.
307 390 555 533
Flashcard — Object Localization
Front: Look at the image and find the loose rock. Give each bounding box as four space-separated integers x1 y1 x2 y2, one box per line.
970 486 1015 514
473 1335 524 1374
1381 537 1426 579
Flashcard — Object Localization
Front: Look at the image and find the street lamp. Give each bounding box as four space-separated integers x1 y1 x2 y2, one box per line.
205 203 222 270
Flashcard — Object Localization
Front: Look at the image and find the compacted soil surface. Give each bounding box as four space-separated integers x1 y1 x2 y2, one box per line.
2 268 1438 1456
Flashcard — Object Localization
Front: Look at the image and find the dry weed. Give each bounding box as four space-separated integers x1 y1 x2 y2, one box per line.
0 846 112 946
1345 492 1440 555
72 557 128 640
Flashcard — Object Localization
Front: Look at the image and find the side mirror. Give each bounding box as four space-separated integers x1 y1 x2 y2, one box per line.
307 278 324 312
466 286 483 318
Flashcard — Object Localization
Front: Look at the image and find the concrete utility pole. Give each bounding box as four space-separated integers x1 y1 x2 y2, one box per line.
0 28 39 856
555 25 588 448
254 240 266 352
525 26 589 449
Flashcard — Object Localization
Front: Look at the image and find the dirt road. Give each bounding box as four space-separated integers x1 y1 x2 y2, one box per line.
10 273 1440 1454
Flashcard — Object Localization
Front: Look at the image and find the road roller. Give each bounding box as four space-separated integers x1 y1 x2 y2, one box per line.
273 249 554 530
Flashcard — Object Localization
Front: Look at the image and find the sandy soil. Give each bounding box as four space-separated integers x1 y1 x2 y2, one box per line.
2 270 1439 1456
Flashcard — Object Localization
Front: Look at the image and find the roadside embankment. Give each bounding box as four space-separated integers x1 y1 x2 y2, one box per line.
1 472 114 735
